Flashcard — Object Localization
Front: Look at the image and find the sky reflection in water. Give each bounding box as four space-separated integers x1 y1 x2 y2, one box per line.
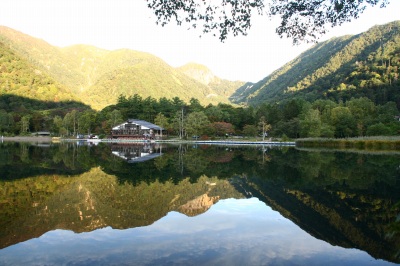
0 198 394 266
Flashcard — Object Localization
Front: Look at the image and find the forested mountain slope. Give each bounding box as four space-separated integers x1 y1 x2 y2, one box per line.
0 26 239 110
0 41 80 104
231 21 400 107
79 50 230 110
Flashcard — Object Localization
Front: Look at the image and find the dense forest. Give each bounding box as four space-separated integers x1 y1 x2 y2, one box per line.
231 21 400 107
0 92 399 139
0 42 79 103
1 22 400 139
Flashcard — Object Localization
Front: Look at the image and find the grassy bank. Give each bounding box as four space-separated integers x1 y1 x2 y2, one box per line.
296 136 400 150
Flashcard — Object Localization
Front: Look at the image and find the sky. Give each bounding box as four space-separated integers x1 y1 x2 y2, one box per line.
0 0 400 82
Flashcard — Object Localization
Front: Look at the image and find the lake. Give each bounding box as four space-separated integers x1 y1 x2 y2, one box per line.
0 141 399 266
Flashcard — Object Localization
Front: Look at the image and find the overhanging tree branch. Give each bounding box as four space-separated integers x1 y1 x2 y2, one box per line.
269 0 389 43
145 0 389 43
146 0 264 41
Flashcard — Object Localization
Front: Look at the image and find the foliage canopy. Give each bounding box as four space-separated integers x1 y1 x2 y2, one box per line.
146 0 389 43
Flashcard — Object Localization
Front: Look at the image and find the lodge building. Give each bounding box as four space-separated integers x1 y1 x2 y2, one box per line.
111 119 164 139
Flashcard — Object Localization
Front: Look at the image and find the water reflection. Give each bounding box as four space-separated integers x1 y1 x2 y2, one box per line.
111 143 163 163
0 198 394 266
0 142 399 265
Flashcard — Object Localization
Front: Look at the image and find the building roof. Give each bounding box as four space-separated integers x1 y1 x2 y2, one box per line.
128 119 163 130
112 119 164 130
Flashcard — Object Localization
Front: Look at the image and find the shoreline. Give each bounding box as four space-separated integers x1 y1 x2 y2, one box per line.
2 136 400 150
1 136 53 142
0 136 295 146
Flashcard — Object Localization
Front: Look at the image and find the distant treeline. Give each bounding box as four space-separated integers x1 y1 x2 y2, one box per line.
0 93 399 139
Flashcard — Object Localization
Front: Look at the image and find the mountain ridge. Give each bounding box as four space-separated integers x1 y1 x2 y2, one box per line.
2 21 400 111
177 62 246 98
231 21 400 106
0 26 244 110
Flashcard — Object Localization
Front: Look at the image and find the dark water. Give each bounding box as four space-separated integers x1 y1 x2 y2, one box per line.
0 141 399 265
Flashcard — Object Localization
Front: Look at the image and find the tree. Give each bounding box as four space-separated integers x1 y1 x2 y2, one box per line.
158 97 175 117
300 109 321 137
63 111 79 136
376 102 398 124
273 119 300 138
154 112 169 138
283 99 304 121
188 98 204 113
258 116 271 141
31 112 44 132
70 110 79 136
205 105 225 122
366 122 391 136
20 115 31 135
185 111 210 137
122 94 143 119
243 124 258 137
209 122 235 137
346 97 375 136
52 116 63 136
78 110 97 135
312 99 337 123
0 110 14 133
109 110 124 128
256 103 282 126
141 96 157 122
173 109 186 139
330 106 356 137
145 0 388 43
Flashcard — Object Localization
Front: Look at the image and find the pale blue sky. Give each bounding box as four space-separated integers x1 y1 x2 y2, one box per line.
0 0 399 82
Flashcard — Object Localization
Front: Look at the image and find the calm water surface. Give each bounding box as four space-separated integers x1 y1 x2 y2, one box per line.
0 141 399 266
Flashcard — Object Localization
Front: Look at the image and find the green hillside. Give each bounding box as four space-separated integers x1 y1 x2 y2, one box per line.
0 26 84 93
2 22 400 112
80 51 227 110
231 21 400 107
0 41 79 104
0 26 237 110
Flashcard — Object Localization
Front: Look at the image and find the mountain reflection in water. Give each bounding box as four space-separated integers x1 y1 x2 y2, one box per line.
1 198 393 266
0 142 399 265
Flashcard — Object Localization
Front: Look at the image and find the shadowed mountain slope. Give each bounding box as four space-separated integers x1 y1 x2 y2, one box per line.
231 21 400 107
